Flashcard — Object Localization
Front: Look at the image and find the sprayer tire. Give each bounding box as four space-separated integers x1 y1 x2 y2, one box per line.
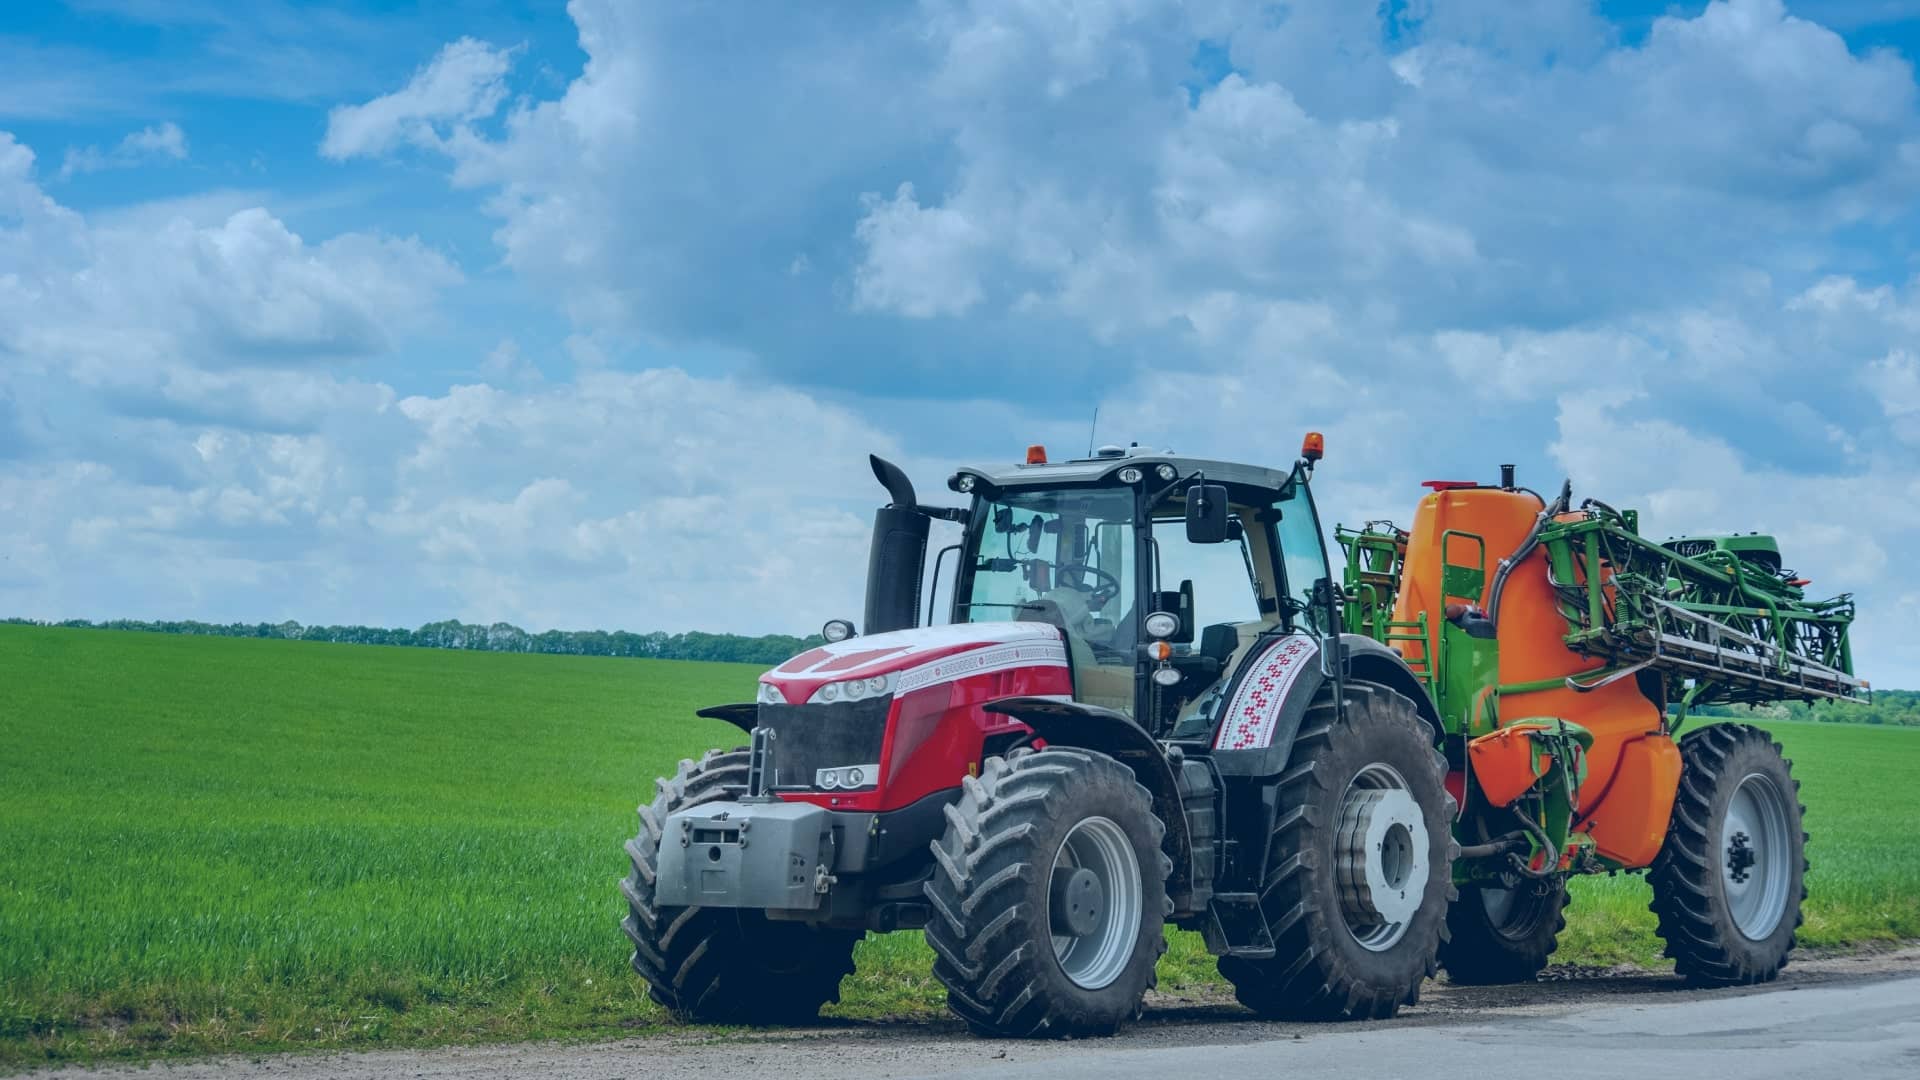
1649 723 1806 986
1441 877 1569 984
1218 683 1456 1020
620 748 862 1024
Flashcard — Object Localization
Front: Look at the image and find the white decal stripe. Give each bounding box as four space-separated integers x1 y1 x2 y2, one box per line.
1212 635 1320 751
781 621 1065 678
895 640 1070 695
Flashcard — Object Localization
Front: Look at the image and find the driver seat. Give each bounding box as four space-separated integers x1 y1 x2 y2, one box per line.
1019 591 1135 714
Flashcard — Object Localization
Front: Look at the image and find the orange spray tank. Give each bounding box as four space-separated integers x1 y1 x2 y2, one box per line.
1390 482 1680 868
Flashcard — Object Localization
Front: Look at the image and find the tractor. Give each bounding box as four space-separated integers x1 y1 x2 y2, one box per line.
620 437 1863 1036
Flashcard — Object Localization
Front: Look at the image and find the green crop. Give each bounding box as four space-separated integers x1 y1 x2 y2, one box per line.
2 625 1916 1066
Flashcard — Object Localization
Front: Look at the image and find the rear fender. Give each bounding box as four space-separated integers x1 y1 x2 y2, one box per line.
1205 633 1332 780
981 697 1198 911
1208 634 1439 778
1204 633 1440 896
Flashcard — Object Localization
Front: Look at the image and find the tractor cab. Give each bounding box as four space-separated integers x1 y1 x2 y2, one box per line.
934 441 1339 737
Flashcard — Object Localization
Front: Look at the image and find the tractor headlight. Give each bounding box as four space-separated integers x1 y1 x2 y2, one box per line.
816 764 877 790
821 618 856 643
1144 611 1180 639
1118 466 1143 484
756 682 787 705
1156 464 1177 482
807 672 897 705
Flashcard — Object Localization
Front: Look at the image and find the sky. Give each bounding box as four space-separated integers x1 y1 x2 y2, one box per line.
2 0 1918 685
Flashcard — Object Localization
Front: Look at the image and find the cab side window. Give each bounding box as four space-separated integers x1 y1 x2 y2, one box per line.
1153 515 1263 635
1274 487 1332 634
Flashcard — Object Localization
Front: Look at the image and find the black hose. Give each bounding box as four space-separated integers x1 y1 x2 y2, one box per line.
1458 831 1528 860
1486 479 1568 629
1505 806 1560 880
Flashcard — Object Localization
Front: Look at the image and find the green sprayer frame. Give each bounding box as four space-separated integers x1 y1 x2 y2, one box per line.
1535 502 1863 711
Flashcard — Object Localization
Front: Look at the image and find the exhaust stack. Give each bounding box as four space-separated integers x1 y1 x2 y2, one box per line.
864 455 929 635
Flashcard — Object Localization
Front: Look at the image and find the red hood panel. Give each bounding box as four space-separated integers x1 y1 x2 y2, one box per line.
764 622 1067 700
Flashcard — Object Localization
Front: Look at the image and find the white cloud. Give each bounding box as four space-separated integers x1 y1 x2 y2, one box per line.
1 133 460 423
320 37 512 160
57 121 189 180
852 183 988 317
9 0 1920 690
1864 349 1920 446
120 120 187 158
0 364 908 640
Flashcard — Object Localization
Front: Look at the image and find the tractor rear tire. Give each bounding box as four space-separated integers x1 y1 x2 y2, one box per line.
620 748 862 1025
1440 878 1569 985
924 747 1171 1038
1649 723 1807 986
1218 683 1455 1020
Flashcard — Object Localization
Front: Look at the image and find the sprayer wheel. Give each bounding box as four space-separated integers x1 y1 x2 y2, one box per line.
1649 723 1807 986
1441 875 1569 984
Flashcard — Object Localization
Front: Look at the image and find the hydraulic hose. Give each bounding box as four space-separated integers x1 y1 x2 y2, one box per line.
1486 478 1570 629
1457 830 1529 860
1505 806 1560 880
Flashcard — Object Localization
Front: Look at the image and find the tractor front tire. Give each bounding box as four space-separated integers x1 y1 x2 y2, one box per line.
620 748 862 1025
1218 683 1455 1020
924 748 1171 1038
1440 878 1569 985
1649 723 1807 986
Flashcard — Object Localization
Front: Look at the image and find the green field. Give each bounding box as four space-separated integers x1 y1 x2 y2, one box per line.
3 624 1918 1066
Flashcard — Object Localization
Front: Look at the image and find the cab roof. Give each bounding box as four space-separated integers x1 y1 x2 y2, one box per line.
952 445 1296 496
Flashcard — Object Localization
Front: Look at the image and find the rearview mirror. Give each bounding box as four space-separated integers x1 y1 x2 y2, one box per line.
1185 483 1230 544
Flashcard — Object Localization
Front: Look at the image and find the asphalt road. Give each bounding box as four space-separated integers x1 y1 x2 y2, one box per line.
39 952 1920 1080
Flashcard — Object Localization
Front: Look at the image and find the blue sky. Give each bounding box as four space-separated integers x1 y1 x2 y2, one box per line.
2 0 1919 685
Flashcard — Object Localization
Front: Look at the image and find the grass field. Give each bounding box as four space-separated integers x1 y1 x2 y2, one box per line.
3 624 1918 1066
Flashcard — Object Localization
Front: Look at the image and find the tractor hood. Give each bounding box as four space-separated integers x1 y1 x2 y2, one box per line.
760 622 1069 704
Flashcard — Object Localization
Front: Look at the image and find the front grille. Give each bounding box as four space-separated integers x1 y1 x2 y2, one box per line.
756 698 890 790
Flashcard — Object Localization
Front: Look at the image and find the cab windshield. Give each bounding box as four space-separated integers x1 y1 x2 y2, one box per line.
957 486 1139 714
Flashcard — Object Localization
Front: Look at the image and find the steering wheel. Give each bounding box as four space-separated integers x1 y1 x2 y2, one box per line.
1053 562 1121 609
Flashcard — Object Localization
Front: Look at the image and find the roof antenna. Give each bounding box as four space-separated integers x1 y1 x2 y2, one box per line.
1086 406 1099 457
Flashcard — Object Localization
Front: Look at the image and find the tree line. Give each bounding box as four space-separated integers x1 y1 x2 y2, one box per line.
2 617 822 666
1692 689 1920 728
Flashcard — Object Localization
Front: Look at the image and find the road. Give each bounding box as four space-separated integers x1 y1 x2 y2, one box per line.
40 951 1920 1080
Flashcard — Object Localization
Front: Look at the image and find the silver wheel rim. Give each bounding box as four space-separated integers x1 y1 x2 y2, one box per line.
1049 816 1143 990
1335 762 1428 952
1723 771 1792 940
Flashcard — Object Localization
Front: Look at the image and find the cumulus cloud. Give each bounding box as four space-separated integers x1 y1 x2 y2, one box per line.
1864 349 1920 446
337 0 1920 390
1 133 460 426
9 0 1920 686
852 184 988 317
0 364 907 639
320 37 512 160
57 121 188 180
